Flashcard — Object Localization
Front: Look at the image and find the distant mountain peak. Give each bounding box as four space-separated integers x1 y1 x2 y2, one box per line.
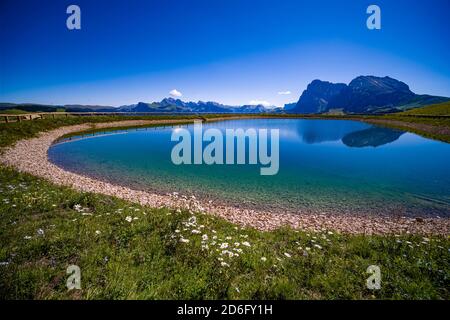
117 98 270 113
290 75 447 114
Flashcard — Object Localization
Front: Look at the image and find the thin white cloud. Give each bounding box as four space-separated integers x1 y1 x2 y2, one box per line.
169 89 182 97
249 99 271 107
278 90 291 95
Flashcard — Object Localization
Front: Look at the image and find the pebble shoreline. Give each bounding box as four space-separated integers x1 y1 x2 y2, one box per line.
1 119 449 235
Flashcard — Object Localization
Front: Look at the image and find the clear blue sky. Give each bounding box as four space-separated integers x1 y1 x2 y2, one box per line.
1 0 449 107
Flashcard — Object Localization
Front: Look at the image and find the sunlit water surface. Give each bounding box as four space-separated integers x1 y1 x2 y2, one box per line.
49 119 450 217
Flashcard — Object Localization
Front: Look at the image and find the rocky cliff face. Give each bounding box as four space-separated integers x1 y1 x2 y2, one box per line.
290 76 449 114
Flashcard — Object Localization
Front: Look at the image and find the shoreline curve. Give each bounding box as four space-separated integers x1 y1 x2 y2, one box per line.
1 119 449 235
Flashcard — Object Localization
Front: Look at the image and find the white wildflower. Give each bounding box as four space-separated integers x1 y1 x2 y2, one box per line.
220 243 229 249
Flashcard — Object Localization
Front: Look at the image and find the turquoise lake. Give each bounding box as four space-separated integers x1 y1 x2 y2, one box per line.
48 119 450 217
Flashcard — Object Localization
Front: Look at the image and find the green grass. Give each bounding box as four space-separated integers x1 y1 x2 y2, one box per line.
399 101 450 116
0 115 449 300
0 167 448 299
0 109 32 115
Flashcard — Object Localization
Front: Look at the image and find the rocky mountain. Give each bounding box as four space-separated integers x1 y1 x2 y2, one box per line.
290 76 449 114
117 99 271 113
3 76 448 115
294 80 347 114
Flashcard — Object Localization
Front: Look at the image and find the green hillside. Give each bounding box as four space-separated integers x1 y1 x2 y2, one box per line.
0 109 31 115
399 101 450 116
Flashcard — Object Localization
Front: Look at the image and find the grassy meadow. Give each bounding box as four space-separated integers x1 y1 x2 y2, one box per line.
0 116 449 300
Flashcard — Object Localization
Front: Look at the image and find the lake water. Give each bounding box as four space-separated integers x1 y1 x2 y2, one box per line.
48 119 450 217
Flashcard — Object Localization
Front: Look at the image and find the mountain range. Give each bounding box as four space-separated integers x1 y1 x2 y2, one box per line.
0 99 272 114
116 98 270 113
289 75 449 114
1 76 448 114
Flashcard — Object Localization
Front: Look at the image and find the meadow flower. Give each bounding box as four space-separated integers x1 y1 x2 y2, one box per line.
314 244 322 250
202 234 208 241
284 252 291 258
37 228 44 236
24 236 32 240
180 238 190 243
188 216 197 225
220 262 229 267
234 242 240 247
220 243 229 249
242 241 251 247
125 216 133 222
95 230 101 235
261 257 267 262
175 229 180 233
191 229 201 234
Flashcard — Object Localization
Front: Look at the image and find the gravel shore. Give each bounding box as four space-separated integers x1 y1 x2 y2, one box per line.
1 119 449 235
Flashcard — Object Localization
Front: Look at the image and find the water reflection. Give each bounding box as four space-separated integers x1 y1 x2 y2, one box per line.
289 119 404 147
342 127 405 148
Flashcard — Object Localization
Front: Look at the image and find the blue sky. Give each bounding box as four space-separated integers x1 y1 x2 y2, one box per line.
1 0 449 107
